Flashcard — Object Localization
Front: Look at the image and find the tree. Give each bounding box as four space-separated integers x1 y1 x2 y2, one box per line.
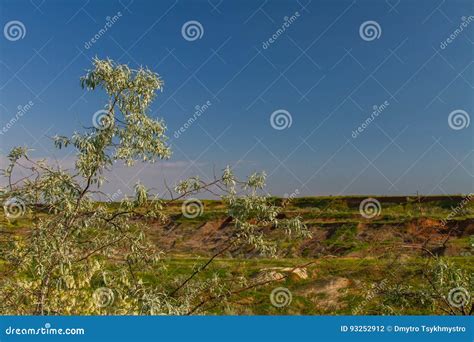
0 58 309 315
358 227 473 316
373 256 473 315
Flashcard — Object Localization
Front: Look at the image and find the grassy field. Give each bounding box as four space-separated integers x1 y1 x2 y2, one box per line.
154 256 473 315
1 195 473 314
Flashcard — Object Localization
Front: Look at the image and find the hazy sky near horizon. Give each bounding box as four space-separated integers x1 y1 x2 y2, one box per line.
0 0 473 198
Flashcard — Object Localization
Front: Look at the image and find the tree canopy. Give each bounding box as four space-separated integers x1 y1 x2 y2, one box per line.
0 58 309 315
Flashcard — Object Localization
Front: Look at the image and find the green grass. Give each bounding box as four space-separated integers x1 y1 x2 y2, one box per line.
1 195 473 314
140 256 471 315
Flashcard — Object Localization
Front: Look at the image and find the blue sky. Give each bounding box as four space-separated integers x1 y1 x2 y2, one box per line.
0 0 473 197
